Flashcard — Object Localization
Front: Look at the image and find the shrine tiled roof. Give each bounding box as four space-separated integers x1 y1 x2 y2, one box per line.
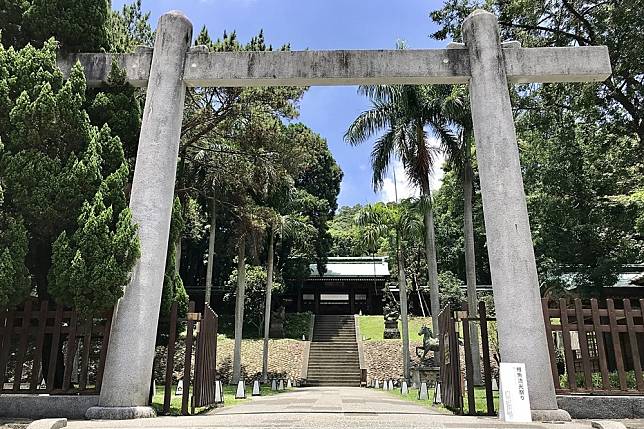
309 256 390 278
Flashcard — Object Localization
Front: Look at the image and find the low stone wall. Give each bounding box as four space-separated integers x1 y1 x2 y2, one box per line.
363 340 424 381
154 338 306 384
0 395 98 419
557 395 644 419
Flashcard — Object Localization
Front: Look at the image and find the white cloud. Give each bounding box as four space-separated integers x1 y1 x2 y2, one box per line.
378 138 445 202
379 159 419 202
430 150 445 192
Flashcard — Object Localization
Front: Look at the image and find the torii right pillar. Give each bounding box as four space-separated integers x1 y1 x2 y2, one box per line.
463 10 571 421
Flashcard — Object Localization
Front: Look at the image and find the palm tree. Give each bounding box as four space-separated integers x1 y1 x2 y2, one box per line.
439 85 483 385
345 83 454 338
356 201 421 380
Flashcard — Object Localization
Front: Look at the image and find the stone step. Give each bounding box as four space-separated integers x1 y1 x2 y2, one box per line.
306 377 361 383
307 367 361 373
314 324 354 327
312 337 356 341
313 333 355 336
310 343 357 347
306 315 360 388
307 363 359 368
305 381 360 387
307 359 359 365
306 373 361 379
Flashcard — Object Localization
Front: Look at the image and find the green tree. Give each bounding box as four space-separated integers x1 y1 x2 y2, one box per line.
438 270 464 310
108 0 154 54
225 263 283 337
346 82 453 336
328 205 370 257
431 0 644 144
0 179 30 308
0 39 139 309
356 201 422 379
155 197 189 342
430 0 644 295
1 0 111 52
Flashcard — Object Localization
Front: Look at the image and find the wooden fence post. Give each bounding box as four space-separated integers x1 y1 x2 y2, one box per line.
478 301 495 416
163 302 178 414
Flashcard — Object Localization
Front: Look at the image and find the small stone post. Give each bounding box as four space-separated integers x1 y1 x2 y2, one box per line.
462 10 568 420
86 11 192 419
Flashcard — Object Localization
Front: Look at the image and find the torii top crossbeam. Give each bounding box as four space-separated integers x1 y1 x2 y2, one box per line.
81 8 611 422
59 44 610 87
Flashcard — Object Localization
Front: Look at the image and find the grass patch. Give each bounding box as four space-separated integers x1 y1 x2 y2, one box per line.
462 386 499 415
151 383 290 415
382 385 498 416
380 386 446 412
358 315 433 341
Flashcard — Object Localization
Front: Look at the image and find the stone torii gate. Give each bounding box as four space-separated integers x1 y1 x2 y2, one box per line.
58 9 611 420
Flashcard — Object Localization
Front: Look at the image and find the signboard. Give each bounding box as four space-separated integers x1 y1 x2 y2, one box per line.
499 362 532 423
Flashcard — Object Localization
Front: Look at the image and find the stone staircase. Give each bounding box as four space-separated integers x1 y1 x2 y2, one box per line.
305 315 361 387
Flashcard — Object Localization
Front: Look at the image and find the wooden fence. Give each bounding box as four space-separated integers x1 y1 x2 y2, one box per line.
192 304 218 410
0 300 112 394
160 301 219 415
542 298 644 395
438 305 462 411
438 301 496 416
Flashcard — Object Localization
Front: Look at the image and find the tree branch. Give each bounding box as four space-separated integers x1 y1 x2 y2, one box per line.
498 21 592 45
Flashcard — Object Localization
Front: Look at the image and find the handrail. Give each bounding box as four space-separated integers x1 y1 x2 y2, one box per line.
354 314 367 386
300 314 315 381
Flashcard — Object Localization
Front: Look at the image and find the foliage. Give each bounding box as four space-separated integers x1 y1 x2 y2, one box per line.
432 167 490 284
345 83 454 194
559 370 639 390
108 0 154 53
1 0 111 52
328 205 370 257
0 39 139 310
49 185 139 315
175 28 341 295
87 62 142 163
224 264 283 336
160 198 188 322
429 0 644 295
438 270 464 310
0 179 30 308
283 312 312 339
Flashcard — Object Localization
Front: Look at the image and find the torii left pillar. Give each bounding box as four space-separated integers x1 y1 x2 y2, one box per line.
86 11 192 419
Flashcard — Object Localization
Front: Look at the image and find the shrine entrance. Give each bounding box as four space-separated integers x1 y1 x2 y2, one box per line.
58 8 612 420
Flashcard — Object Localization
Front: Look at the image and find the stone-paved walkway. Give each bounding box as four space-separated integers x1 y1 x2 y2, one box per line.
63 387 621 429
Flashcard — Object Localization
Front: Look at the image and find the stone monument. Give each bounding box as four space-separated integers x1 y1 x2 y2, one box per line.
411 325 440 388
382 288 401 339
269 305 285 338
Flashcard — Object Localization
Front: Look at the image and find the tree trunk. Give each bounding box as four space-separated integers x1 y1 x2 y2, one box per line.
174 240 181 274
422 187 441 340
262 231 275 382
463 144 483 385
232 237 246 385
398 241 411 381
204 197 216 306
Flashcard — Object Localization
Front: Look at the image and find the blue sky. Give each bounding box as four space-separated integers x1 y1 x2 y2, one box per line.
113 0 450 207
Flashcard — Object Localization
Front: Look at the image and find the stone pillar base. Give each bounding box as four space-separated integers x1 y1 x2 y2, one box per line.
530 408 572 422
85 406 156 420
